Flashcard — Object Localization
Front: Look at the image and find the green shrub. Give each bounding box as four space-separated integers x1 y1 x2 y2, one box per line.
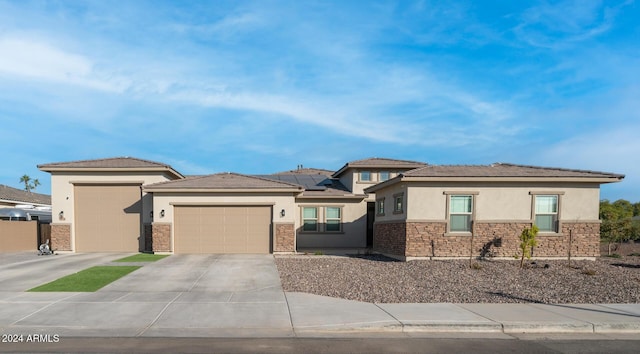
517 225 539 268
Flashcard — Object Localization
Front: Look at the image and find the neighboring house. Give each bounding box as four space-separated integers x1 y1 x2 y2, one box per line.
0 184 51 208
38 157 623 259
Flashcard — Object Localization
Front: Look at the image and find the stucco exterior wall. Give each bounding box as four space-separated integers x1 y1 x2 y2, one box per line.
295 198 367 248
404 182 601 222
373 183 408 222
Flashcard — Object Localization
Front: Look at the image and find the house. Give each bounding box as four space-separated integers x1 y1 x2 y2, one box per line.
38 157 623 259
0 184 51 208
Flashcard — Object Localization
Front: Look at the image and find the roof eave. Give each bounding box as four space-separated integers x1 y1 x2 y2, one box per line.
38 166 184 179
143 188 303 193
400 176 624 183
365 175 623 192
296 194 367 199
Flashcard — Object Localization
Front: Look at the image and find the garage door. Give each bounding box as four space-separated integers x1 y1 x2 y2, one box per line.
74 184 141 252
174 206 271 254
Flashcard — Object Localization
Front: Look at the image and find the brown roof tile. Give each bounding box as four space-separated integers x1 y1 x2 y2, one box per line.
38 157 184 179
333 157 427 177
38 157 172 169
0 184 51 206
145 172 303 190
403 163 625 178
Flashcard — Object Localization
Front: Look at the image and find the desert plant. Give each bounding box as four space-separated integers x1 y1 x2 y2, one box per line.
471 262 482 270
517 225 539 268
581 269 596 276
604 253 622 258
313 250 324 255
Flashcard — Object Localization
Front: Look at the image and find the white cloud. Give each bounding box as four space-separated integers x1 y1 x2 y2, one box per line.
0 36 130 92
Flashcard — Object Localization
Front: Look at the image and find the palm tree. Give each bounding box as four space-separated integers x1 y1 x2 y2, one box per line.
19 175 40 192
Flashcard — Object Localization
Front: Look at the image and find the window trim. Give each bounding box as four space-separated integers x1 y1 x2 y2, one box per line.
393 193 404 214
445 193 477 235
379 171 391 182
359 170 371 182
376 198 385 216
300 205 344 233
530 192 563 233
301 206 318 232
324 206 342 233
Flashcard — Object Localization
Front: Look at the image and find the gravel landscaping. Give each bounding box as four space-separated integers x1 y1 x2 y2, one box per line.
275 243 640 304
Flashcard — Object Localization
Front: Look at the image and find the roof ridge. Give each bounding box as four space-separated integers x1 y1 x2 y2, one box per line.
37 156 172 168
347 157 427 165
495 163 625 177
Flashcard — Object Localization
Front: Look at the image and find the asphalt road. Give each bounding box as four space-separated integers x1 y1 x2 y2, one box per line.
1 337 640 354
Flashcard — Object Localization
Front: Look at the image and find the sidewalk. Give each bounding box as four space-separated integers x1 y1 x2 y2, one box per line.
1 290 639 338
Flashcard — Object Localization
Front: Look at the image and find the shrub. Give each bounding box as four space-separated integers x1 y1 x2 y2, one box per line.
517 225 539 268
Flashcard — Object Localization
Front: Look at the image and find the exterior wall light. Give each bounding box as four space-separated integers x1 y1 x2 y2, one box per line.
58 211 64 220
280 209 285 217
160 209 165 218
150 211 153 218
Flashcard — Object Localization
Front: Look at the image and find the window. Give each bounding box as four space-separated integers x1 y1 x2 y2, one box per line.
379 171 390 181
360 171 371 181
377 198 385 215
325 207 341 232
535 195 558 232
449 195 472 232
302 207 318 231
393 194 404 213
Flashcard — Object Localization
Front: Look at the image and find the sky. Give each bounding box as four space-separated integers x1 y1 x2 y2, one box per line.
0 0 638 201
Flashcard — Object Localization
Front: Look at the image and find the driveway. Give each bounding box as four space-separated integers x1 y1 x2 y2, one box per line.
0 253 293 337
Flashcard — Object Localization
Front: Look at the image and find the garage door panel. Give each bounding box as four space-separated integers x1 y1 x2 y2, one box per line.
74 184 141 252
174 206 271 254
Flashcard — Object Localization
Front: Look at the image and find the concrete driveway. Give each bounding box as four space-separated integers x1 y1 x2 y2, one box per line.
2 252 639 338
0 253 293 337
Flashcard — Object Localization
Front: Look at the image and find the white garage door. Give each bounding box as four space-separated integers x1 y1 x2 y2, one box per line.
74 184 141 252
174 206 271 254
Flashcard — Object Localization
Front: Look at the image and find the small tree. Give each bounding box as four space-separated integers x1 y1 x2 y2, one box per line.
518 225 539 268
19 174 40 192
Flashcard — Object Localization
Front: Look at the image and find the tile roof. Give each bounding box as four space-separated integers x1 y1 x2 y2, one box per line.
38 157 174 169
145 172 304 190
332 157 427 177
0 184 51 206
403 163 625 178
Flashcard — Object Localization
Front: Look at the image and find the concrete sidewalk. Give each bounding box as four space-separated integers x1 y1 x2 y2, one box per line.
0 253 638 338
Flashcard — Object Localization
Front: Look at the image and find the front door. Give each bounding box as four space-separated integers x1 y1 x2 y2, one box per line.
366 202 375 247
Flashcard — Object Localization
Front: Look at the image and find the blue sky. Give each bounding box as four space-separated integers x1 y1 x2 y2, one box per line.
0 0 638 201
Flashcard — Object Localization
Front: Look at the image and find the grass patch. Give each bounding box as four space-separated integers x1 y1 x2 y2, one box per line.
628 252 640 257
604 253 622 259
114 253 169 263
28 266 140 292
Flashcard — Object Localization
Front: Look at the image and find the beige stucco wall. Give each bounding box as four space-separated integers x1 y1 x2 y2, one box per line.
374 183 408 222
48 171 176 251
343 169 401 197
390 181 602 222
295 198 368 248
